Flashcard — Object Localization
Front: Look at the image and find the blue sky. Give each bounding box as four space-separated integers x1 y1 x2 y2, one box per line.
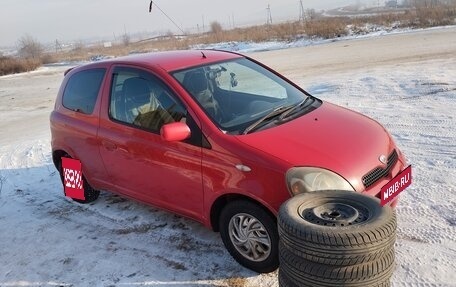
0 0 363 47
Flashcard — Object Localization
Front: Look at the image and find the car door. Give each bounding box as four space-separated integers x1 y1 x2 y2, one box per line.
97 66 204 220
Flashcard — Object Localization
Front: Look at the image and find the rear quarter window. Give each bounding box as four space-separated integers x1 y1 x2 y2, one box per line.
62 68 106 114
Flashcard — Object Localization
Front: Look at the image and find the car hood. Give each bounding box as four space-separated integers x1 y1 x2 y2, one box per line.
235 101 395 190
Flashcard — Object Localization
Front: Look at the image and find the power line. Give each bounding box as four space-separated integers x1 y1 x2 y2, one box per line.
149 1 185 35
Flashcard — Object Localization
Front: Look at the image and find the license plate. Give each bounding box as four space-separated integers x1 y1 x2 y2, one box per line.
381 165 412 206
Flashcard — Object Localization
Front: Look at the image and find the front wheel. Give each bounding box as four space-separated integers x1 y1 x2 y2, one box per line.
219 200 279 273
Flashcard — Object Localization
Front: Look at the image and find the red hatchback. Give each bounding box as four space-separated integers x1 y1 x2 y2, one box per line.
50 50 406 273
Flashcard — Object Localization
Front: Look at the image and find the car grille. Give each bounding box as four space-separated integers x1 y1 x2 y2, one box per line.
362 150 398 188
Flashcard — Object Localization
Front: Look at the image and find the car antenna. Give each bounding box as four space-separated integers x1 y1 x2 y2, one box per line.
148 1 185 35
201 51 207 59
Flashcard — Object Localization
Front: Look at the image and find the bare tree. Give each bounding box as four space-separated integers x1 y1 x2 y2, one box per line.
305 9 317 21
210 21 223 34
17 34 43 59
72 40 85 52
165 30 175 39
122 33 131 46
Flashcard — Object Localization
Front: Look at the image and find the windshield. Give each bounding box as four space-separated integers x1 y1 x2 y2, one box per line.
172 57 315 134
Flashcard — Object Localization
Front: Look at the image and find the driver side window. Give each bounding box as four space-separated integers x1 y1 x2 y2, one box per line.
109 67 186 133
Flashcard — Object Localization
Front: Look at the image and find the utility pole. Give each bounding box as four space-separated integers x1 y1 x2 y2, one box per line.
202 15 205 33
55 39 62 53
299 0 305 23
266 4 273 25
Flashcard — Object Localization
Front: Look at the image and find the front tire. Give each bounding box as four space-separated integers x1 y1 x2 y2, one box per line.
219 200 279 273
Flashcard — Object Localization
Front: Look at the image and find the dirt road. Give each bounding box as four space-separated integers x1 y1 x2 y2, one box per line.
251 26 456 78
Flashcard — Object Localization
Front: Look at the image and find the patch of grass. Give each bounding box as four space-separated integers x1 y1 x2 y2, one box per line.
0 56 41 76
413 5 456 27
225 277 248 287
304 17 349 38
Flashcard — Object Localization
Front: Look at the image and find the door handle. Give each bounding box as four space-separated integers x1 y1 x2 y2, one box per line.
102 140 117 151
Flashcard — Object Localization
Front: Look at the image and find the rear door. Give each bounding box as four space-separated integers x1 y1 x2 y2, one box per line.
51 66 109 186
97 65 204 220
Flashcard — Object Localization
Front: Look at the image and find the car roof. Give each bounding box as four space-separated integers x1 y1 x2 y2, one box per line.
101 50 243 72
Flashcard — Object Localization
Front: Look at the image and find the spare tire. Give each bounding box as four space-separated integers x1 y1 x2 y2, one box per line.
279 246 395 286
278 190 396 266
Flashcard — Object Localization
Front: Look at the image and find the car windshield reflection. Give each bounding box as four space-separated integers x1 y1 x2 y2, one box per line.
173 58 311 134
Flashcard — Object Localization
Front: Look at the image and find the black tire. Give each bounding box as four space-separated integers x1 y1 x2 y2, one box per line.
279 267 392 287
219 200 279 273
278 270 391 287
280 267 393 287
57 155 100 204
279 246 395 286
278 269 300 287
278 190 396 266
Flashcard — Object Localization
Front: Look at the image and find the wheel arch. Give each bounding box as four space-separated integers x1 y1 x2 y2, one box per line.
210 193 277 232
52 149 72 185
52 149 70 169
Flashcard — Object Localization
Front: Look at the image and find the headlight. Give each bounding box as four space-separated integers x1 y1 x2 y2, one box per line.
286 167 354 195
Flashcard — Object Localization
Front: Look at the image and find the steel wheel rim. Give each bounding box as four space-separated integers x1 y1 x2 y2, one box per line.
228 213 271 262
299 201 370 227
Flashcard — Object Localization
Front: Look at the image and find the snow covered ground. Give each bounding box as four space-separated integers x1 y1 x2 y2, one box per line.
0 27 455 286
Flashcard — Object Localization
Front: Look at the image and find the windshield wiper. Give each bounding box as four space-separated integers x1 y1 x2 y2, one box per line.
243 104 294 135
278 96 314 121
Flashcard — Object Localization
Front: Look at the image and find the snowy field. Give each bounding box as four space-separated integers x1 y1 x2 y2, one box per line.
0 27 455 286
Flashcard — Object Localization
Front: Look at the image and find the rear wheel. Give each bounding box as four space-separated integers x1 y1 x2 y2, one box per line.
57 155 100 204
219 200 279 273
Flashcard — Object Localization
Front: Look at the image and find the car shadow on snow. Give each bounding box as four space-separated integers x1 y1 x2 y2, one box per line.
0 164 266 286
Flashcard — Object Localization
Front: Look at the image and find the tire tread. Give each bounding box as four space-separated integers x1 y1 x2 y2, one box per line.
278 191 396 266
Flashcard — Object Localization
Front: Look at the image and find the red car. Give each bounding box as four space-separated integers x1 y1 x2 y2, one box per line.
50 50 406 273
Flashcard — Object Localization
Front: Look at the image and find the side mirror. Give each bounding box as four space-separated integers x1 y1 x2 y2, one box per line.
160 122 191 142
